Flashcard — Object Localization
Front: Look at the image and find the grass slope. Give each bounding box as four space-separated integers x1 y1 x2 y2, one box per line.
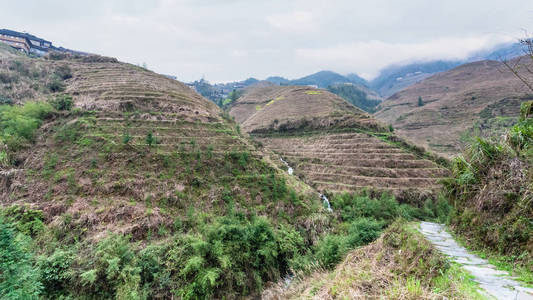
443 102 533 278
265 220 484 299
375 57 533 157
229 85 449 200
0 49 334 299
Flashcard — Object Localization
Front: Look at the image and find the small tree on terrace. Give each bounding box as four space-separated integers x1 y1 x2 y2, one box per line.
418 96 424 107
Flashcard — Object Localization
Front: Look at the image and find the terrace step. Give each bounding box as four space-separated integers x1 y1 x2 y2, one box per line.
313 181 441 193
280 152 419 160
273 148 406 154
296 164 449 178
284 156 437 168
306 172 441 188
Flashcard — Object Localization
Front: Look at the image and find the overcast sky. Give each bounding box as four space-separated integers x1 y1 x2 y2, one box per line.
1 0 533 82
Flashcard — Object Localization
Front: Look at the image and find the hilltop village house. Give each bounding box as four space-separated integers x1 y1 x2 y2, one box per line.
0 29 52 56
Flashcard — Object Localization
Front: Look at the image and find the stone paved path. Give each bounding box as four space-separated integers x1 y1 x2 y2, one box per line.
419 222 533 300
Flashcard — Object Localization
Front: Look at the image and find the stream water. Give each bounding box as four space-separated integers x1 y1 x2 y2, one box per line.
419 222 533 300
320 194 333 212
279 157 293 175
279 157 332 212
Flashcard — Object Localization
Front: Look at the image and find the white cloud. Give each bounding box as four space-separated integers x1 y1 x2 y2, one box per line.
1 0 532 82
266 11 317 34
295 34 515 79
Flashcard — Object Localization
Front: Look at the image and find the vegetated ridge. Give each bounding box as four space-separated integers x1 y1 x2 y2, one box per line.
375 56 533 157
191 70 383 113
0 45 335 299
229 85 449 201
265 220 483 299
443 101 533 275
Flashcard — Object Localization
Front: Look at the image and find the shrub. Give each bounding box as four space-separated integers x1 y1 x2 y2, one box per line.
122 132 132 144
46 52 70 60
346 218 383 247
0 217 43 299
54 65 72 80
1 205 45 237
0 149 8 167
146 132 158 147
49 94 73 111
276 224 305 270
78 234 141 299
137 245 170 297
0 72 18 84
47 78 65 93
167 215 284 299
418 96 424 107
0 101 53 151
314 235 349 268
0 96 13 105
38 249 73 298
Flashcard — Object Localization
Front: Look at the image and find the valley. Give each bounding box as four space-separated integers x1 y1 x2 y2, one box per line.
0 22 532 300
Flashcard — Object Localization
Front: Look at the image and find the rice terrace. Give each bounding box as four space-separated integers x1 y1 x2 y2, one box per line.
1 1 533 299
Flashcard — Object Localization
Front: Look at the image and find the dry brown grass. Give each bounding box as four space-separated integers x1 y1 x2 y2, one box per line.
229 85 382 134
375 56 533 157
0 48 322 243
255 132 447 199
263 221 474 300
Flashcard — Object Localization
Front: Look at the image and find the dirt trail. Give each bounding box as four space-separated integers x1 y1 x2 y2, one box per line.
419 222 533 300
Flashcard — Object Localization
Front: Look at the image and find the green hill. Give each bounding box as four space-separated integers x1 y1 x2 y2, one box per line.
0 47 331 299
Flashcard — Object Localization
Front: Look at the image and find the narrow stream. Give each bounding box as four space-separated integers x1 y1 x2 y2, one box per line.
320 194 333 212
279 157 293 175
279 156 333 213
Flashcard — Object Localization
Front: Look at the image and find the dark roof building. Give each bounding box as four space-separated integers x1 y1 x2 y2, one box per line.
0 29 53 56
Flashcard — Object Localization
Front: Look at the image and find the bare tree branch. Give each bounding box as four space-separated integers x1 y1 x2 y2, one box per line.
502 35 533 92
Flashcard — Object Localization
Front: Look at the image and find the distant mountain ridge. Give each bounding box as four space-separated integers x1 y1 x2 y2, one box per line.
190 42 525 111
374 55 533 156
190 70 382 112
370 42 525 98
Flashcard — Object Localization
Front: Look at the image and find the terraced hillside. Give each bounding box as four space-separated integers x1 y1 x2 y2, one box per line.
230 85 381 133
3 52 324 233
0 49 329 298
375 57 533 156
229 86 448 200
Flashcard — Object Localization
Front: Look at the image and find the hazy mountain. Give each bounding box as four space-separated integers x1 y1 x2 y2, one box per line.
265 76 290 85
290 70 354 88
345 73 369 86
370 42 526 98
374 56 533 156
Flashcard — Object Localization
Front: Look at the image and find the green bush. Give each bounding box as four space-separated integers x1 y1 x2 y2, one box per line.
0 96 13 105
146 132 158 147
137 245 170 297
0 217 43 299
54 65 72 80
346 218 383 247
37 249 73 298
47 78 65 93
0 101 52 152
122 132 132 144
167 214 284 299
49 94 73 111
314 234 349 268
334 192 415 224
1 205 45 237
78 234 141 299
